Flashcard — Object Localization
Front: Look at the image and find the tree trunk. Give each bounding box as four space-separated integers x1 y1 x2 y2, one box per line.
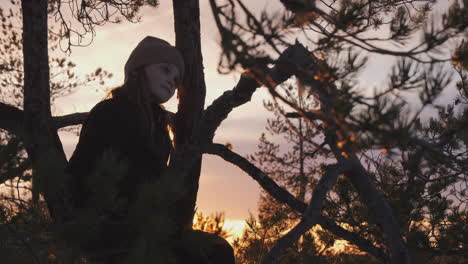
21 0 67 222
172 0 206 229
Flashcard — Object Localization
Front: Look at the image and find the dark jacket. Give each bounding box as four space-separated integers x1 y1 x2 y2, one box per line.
65 93 236 264
67 94 172 210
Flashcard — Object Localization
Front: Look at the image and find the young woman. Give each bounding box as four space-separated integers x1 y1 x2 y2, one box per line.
67 36 183 210
66 36 234 263
66 36 183 260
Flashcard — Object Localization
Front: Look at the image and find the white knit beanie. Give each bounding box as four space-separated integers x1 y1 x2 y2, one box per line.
124 36 185 81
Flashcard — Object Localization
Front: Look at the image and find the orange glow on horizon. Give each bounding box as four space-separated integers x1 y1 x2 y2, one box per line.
192 217 248 244
193 217 367 255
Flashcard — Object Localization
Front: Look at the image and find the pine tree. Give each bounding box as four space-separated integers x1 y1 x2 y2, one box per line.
209 0 467 262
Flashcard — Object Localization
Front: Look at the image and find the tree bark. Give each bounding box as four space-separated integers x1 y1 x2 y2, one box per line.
21 0 67 222
173 0 207 229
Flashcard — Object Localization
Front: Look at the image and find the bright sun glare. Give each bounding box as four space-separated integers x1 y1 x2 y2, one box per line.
223 219 248 243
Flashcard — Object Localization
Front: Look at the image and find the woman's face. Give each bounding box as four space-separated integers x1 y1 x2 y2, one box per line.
144 63 180 104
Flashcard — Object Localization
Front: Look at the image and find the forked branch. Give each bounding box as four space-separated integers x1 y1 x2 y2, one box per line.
261 162 351 263
203 143 386 261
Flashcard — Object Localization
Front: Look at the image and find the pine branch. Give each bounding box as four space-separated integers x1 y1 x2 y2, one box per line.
261 162 349 263
317 101 409 264
203 143 386 261
201 42 311 142
342 159 409 263
411 137 466 164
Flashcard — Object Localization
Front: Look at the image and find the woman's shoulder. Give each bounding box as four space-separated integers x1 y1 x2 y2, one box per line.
90 97 136 118
84 97 138 130
91 97 127 113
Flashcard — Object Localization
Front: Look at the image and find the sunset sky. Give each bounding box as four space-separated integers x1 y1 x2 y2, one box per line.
40 0 459 240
